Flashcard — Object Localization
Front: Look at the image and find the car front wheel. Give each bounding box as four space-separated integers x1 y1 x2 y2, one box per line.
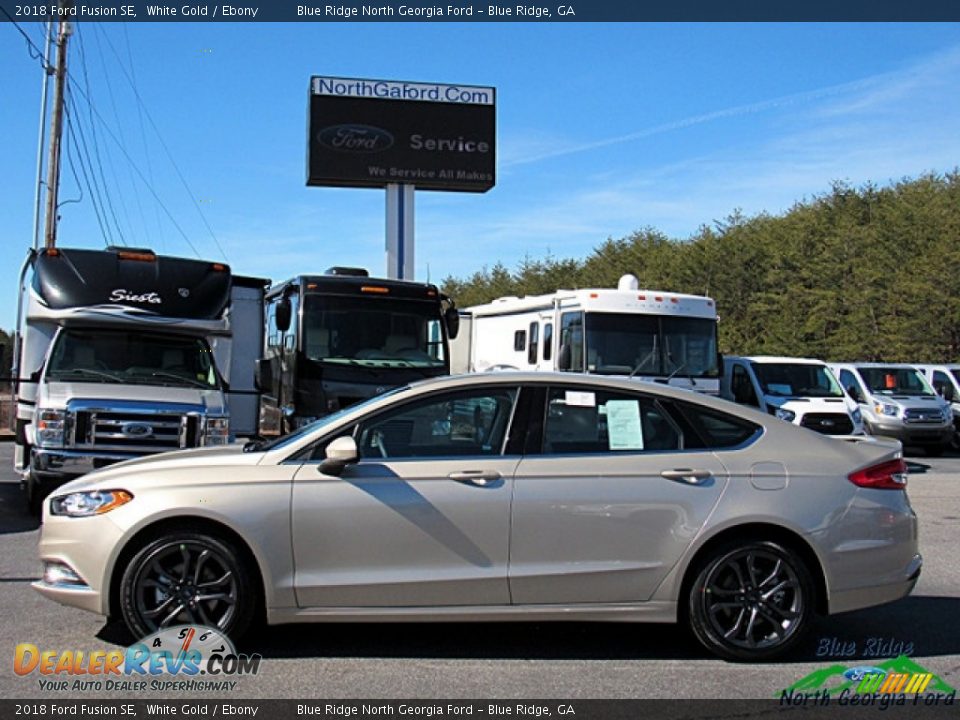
687 540 814 661
119 531 256 641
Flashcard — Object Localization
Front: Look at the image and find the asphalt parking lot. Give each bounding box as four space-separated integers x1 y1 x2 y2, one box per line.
0 442 957 700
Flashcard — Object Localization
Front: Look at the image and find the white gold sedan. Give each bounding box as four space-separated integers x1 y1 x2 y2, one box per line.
34 373 920 661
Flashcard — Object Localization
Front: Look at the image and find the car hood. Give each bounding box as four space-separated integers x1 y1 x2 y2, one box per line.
54 442 261 494
764 395 857 413
41 381 226 413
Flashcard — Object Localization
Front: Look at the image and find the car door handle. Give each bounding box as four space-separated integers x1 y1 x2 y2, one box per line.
661 468 713 485
448 470 502 486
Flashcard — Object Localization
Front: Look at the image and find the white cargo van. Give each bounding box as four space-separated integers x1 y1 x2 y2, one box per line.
721 356 863 435
829 362 953 455
914 364 960 448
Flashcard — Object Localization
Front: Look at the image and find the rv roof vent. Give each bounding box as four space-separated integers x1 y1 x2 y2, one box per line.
325 267 369 277
617 274 640 291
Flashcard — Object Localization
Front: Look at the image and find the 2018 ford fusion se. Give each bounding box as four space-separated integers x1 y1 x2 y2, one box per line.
34 373 921 661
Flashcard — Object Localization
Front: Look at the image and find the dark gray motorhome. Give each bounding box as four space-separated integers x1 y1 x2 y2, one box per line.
13 246 265 511
257 268 458 436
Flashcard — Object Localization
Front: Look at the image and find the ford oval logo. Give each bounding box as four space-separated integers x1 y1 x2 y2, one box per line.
122 422 153 438
317 124 394 153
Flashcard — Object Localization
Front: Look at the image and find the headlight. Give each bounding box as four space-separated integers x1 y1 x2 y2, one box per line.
852 407 863 424
943 407 954 421
36 409 66 448
875 402 899 417
50 490 133 517
204 417 230 445
774 408 796 423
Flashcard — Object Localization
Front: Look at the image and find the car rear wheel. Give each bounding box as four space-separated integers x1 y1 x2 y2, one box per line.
119 531 256 641
687 540 814 661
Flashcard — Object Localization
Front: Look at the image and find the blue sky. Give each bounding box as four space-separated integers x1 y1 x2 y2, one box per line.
3 22 960 331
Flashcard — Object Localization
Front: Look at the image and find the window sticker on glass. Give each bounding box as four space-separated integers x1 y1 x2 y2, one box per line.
606 399 644 450
565 390 596 407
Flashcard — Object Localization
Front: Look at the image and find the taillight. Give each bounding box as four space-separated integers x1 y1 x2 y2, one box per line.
848 458 908 490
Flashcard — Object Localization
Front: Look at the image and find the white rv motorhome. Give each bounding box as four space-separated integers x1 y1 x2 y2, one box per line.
12 246 265 512
450 275 720 394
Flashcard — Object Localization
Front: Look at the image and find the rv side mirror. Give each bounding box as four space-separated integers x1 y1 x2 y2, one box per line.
319 436 358 476
558 343 572 371
275 297 292 333
255 358 273 392
445 307 460 340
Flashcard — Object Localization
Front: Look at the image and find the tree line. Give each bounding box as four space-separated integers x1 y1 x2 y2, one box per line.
441 172 960 363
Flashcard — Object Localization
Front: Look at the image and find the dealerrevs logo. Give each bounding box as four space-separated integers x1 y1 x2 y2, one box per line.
14 625 261 693
317 124 394 153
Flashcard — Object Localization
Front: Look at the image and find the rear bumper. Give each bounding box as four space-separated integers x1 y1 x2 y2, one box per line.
829 553 922 615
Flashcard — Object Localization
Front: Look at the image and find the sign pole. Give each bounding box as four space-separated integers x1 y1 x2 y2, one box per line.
385 183 415 280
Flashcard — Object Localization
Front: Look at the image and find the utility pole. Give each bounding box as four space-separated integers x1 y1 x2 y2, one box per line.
43 0 73 250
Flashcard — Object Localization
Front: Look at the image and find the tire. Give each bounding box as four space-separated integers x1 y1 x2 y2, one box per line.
119 531 256 643
24 472 44 516
687 539 815 661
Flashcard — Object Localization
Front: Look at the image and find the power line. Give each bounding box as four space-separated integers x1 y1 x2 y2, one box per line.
64 96 114 246
67 79 203 257
92 26 228 262
74 25 128 247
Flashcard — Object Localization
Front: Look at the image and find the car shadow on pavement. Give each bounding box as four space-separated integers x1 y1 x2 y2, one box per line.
206 594 960 662
0 481 39 534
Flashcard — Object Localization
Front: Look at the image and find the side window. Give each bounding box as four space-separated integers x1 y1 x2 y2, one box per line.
542 387 680 454
839 370 862 401
673 401 761 449
731 365 760 407
514 330 526 352
932 371 950 397
543 323 553 361
356 387 518 459
559 312 584 372
527 322 539 365
266 301 281 349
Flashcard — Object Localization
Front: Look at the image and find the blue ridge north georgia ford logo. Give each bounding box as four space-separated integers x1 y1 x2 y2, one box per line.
317 124 395 153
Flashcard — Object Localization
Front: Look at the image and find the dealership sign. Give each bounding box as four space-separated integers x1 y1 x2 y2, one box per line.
307 76 496 192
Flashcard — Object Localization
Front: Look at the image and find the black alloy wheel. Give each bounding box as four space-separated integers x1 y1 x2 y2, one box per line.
688 540 814 661
119 531 255 640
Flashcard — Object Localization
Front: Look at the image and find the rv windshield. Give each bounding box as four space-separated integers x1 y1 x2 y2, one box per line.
302 295 445 368
45 329 218 389
859 367 935 397
584 313 719 378
750 363 844 398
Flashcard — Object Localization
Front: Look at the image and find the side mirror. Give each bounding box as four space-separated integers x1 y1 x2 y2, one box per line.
319 436 358 476
846 385 863 404
255 358 272 393
275 296 292 333
445 307 460 340
942 384 956 403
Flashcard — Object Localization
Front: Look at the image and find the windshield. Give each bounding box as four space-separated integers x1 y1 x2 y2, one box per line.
45 329 218 389
584 313 719 378
859 367 935 397
302 295 445 369
750 363 844 398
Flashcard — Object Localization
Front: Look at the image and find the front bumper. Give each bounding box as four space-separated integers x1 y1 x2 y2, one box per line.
33 512 124 617
867 421 953 446
32 448 136 477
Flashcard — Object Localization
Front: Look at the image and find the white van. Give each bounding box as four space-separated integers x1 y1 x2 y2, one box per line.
829 362 953 456
721 356 863 435
914 364 960 448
